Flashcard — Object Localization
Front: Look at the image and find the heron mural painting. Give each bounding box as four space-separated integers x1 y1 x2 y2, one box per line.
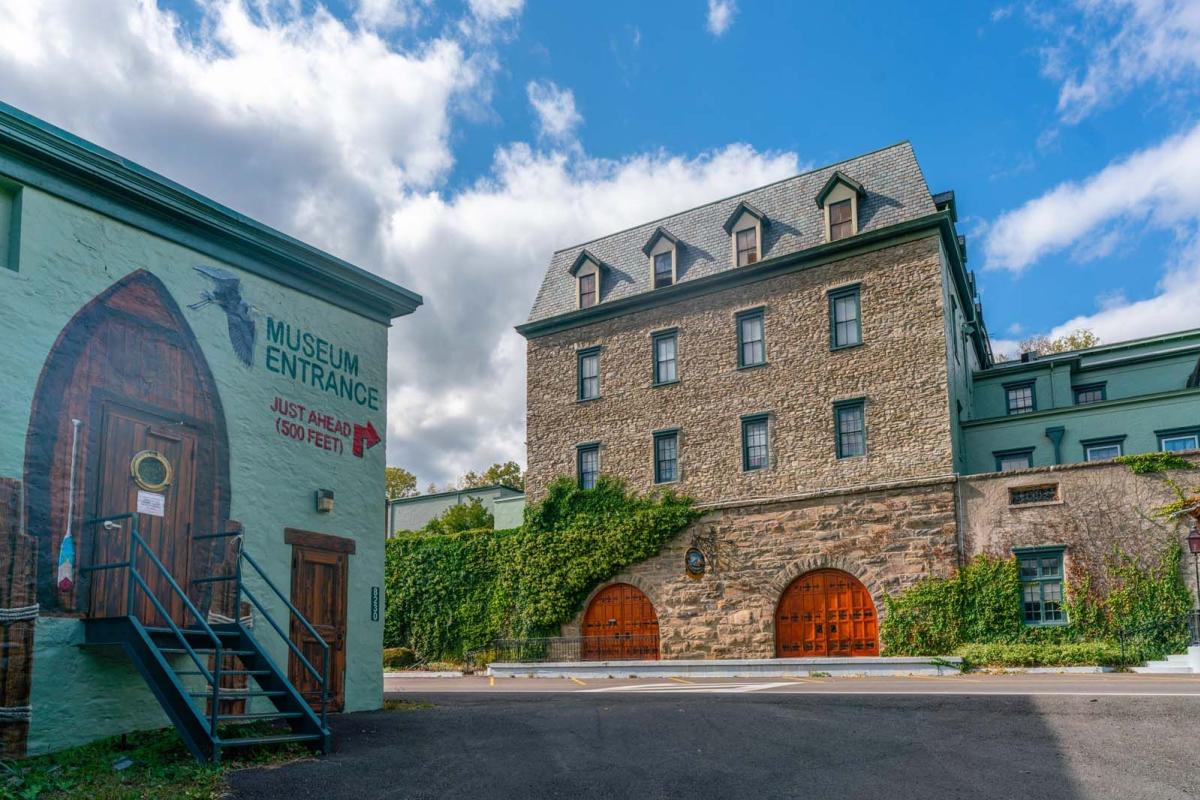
0 102 420 759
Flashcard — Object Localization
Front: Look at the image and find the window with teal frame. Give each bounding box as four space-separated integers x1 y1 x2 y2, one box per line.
0 180 19 272
1073 383 1106 405
1014 546 1067 626
1158 427 1199 453
576 443 600 489
828 284 862 349
834 399 866 459
577 347 600 401
652 329 678 385
736 307 765 368
741 414 769 471
653 429 679 484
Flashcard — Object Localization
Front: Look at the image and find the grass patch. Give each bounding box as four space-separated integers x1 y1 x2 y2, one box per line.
2 722 310 800
956 641 1124 669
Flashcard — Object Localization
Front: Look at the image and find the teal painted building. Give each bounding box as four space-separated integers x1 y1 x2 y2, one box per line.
0 103 420 758
961 330 1200 474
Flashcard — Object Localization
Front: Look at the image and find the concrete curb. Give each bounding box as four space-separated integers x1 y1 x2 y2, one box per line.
384 671 464 679
487 656 963 679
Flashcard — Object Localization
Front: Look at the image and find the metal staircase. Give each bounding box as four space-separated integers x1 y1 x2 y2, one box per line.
80 513 332 763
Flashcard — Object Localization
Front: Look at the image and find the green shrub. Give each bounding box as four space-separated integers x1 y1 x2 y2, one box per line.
421 496 495 534
382 646 417 669
1115 451 1193 474
384 476 699 661
956 641 1124 668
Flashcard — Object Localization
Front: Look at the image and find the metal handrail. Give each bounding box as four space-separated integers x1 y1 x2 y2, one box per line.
83 513 223 737
1115 610 1200 665
234 541 331 729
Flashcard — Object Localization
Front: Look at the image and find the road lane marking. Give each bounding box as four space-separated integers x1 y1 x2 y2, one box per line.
570 677 587 686
489 677 495 686
668 677 695 685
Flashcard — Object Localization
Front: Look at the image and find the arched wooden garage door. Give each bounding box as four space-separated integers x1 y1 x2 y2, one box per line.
581 583 660 661
775 569 878 657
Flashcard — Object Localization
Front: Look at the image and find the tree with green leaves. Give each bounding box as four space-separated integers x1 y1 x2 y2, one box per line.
999 329 1100 361
385 466 418 500
460 461 524 492
421 497 494 535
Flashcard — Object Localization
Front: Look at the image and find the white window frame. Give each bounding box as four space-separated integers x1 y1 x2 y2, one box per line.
1084 441 1123 461
1161 434 1199 452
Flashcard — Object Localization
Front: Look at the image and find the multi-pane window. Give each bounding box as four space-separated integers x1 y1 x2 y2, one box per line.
577 444 600 489
1016 547 1066 626
1073 384 1106 405
1084 439 1123 461
653 330 678 385
828 198 853 241
1160 431 1199 452
577 348 600 401
578 272 597 309
829 286 861 349
653 430 679 484
835 400 866 459
1005 383 1035 415
741 415 769 471
735 228 758 266
737 309 765 367
653 251 673 288
995 449 1034 472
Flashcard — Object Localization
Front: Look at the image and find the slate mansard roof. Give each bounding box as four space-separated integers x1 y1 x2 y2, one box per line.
524 141 938 325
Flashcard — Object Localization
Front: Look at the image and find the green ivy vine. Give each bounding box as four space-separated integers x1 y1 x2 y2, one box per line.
384 476 700 661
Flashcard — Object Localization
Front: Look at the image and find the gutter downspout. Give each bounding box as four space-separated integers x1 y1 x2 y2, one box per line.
953 474 967 568
1045 426 1065 465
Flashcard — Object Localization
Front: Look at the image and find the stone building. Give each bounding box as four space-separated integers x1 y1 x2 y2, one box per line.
517 142 1200 661
0 103 420 758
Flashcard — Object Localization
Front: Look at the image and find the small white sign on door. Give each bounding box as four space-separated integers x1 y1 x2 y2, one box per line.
136 490 166 517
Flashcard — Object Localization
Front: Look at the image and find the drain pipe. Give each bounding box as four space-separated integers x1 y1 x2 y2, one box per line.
1045 426 1065 465
953 474 967 568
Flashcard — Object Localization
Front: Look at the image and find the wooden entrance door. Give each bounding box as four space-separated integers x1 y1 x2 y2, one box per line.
287 532 350 712
581 583 660 661
88 403 201 626
775 569 878 657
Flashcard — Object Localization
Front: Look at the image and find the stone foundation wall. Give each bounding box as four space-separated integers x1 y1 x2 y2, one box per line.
959 453 1200 595
564 479 959 658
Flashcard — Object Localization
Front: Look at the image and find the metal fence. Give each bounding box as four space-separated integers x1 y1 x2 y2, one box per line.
1115 609 1200 665
465 634 661 672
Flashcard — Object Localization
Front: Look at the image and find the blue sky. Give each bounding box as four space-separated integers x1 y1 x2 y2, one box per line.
2 1 1198 486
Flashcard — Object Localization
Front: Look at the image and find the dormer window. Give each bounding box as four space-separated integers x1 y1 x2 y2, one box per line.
642 226 680 290
569 249 606 310
579 272 597 308
723 201 766 267
736 228 758 266
816 171 865 243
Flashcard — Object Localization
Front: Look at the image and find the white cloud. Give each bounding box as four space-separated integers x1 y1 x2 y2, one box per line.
706 0 737 36
526 80 582 141
353 0 429 30
0 0 798 487
468 0 523 24
984 121 1200 272
1040 0 1200 123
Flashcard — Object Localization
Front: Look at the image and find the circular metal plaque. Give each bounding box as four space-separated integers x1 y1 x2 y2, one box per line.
685 547 706 578
130 450 172 492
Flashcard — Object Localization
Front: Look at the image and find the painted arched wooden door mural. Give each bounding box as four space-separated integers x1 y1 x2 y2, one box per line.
24 270 229 625
775 569 878 657
581 583 660 661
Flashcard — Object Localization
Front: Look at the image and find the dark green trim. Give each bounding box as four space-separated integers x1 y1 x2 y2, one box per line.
736 306 766 368
833 398 867 459
569 248 605 276
0 102 420 323
815 170 865 207
1045 426 1065 465
974 329 1200 379
741 413 770 472
0 179 20 272
1157 427 1200 450
963 386 1200 428
641 226 679 256
993 447 1035 471
722 200 767 233
652 329 678 386
652 428 680 484
828 283 862 350
385 484 522 507
1014 545 1068 628
577 346 601 402
1003 380 1037 415
1072 382 1107 404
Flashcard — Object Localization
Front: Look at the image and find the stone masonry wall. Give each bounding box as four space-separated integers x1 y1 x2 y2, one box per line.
960 453 1200 597
564 480 959 659
525 235 955 504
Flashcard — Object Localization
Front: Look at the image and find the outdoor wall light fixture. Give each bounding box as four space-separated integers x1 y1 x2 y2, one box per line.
315 489 335 513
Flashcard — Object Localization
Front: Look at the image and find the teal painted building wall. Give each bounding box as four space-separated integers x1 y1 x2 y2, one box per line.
0 104 420 756
961 330 1200 474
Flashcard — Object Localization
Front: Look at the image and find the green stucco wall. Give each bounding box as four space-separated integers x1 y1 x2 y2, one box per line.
1 178 391 754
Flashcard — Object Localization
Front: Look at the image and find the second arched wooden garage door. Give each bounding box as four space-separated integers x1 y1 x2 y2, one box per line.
775 569 878 657
581 583 660 661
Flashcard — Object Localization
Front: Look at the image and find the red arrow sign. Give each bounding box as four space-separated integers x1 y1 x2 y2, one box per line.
352 421 381 458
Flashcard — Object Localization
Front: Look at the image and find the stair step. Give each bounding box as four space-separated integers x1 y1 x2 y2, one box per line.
218 712 305 722
219 732 324 748
160 648 257 657
176 669 272 678
188 689 288 698
1131 665 1193 674
145 626 241 638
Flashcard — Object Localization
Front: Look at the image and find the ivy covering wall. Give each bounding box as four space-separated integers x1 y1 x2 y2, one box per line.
384 477 699 661
881 542 1193 662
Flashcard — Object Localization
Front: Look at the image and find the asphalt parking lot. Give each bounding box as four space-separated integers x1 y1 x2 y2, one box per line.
228 674 1200 800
